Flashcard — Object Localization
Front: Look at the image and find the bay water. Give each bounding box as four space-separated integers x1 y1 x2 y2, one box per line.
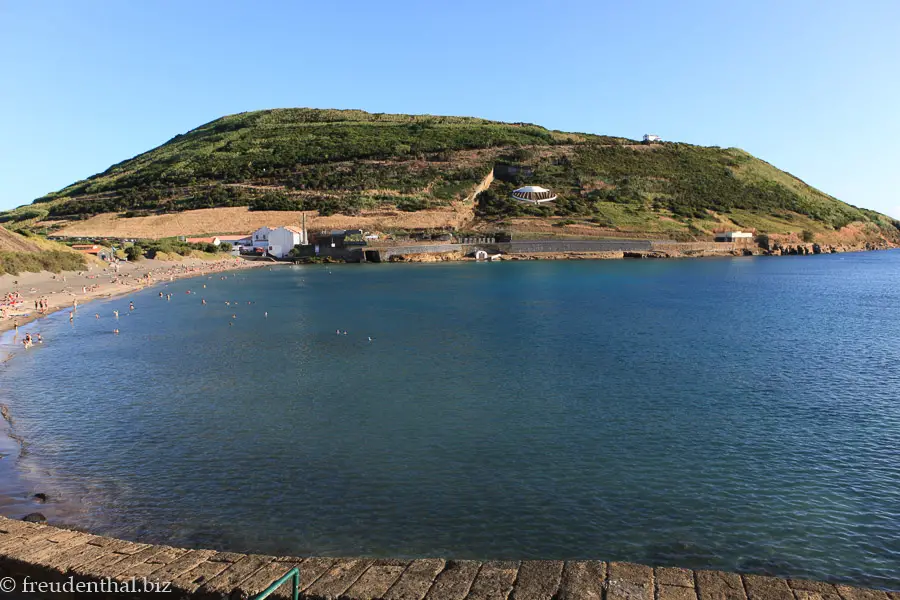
1 253 899 587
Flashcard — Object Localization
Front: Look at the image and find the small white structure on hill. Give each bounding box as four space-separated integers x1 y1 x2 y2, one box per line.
251 225 309 258
643 134 662 143
715 231 754 242
511 186 557 204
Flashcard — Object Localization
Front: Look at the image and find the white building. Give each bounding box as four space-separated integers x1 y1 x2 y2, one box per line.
715 231 754 242
643 134 662 143
511 186 557 204
250 225 308 258
251 227 274 253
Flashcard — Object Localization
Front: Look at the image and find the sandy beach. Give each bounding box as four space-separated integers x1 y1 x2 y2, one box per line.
0 257 264 337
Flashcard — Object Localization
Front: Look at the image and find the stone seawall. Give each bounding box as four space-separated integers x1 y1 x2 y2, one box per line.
0 518 896 599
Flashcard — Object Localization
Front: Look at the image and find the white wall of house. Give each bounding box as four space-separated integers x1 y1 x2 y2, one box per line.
252 227 273 251
266 227 303 258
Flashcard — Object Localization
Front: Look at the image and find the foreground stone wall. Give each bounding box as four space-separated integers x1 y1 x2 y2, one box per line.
0 518 896 599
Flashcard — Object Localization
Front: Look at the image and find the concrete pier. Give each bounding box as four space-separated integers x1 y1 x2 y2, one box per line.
0 518 895 599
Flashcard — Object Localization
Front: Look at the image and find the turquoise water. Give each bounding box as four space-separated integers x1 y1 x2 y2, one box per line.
1 253 899 588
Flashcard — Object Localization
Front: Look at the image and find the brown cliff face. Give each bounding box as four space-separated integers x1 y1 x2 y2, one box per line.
763 240 897 256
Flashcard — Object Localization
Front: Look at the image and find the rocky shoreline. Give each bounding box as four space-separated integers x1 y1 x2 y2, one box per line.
383 241 898 263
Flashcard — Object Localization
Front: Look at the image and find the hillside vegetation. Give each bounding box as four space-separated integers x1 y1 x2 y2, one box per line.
4 108 898 243
0 227 86 275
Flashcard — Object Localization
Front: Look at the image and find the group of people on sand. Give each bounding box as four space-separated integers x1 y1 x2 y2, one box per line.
33 297 50 313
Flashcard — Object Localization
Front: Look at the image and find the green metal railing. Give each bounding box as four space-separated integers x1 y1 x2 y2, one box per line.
254 567 300 600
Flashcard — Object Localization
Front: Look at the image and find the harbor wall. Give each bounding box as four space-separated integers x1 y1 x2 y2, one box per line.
0 517 895 599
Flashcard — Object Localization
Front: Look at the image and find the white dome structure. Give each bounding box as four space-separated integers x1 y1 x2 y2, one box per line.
511 186 557 204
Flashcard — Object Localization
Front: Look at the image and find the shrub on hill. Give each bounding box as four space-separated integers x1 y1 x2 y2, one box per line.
0 251 86 275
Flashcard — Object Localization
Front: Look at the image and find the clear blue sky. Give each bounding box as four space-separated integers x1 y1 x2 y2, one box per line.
2 0 899 216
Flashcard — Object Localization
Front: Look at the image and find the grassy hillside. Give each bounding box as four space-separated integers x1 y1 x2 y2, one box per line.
3 108 897 243
0 227 87 275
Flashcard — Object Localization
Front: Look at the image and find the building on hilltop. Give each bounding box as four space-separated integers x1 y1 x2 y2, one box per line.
643 134 662 143
511 186 557 204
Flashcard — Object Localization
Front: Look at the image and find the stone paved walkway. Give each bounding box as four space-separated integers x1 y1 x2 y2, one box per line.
0 518 896 599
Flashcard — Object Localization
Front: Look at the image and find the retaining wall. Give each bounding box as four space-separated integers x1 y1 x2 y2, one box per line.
0 517 895 599
650 241 741 253
504 240 653 253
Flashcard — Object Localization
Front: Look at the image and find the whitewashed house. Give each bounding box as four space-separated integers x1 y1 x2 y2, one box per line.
267 226 307 258
643 134 662 143
251 225 308 258
251 227 274 253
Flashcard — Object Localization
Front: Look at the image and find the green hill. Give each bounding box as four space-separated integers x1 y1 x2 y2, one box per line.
4 108 898 243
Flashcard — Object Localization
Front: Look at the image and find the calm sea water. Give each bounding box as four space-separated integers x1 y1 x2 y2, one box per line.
1 253 899 588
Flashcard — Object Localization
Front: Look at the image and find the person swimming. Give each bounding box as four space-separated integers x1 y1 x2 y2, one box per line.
113 329 119 335
36 333 42 344
201 299 207 305
129 302 134 311
113 310 119 318
264 312 268 318
95 313 99 319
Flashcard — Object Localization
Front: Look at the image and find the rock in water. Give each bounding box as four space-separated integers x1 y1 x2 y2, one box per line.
33 493 48 503
23 512 46 524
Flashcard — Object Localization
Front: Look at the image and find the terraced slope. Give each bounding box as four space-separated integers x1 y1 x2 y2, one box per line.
3 108 897 244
